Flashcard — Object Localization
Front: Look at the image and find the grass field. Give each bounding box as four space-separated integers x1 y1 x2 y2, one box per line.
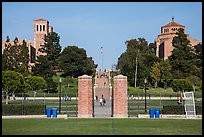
2 118 202 135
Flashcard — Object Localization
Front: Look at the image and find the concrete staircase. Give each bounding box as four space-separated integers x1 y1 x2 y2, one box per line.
94 71 112 118
94 71 112 100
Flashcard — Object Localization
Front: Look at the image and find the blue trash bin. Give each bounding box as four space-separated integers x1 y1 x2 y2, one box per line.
155 109 160 118
46 108 51 118
52 108 57 118
149 108 155 118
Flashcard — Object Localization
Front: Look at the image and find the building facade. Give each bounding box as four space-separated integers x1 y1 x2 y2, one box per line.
34 19 53 57
154 17 201 60
2 40 35 66
2 19 53 69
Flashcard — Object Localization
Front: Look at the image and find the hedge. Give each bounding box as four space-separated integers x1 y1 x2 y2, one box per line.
2 104 46 115
162 105 202 115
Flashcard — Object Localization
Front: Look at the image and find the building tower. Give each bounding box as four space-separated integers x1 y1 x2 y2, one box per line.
154 17 200 60
33 19 53 57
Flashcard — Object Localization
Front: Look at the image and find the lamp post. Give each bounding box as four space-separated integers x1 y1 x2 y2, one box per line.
59 78 62 114
144 78 147 113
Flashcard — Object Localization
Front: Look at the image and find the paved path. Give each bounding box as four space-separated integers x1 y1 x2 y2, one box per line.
94 99 112 118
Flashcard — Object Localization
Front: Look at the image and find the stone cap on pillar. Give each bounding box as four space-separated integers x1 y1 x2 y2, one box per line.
78 74 92 79
114 74 127 79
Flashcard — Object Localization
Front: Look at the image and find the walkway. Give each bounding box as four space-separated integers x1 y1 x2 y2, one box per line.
94 99 112 118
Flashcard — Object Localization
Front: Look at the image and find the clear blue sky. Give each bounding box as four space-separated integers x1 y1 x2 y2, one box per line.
2 2 202 70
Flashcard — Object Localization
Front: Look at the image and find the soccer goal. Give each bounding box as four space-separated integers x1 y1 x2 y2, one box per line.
183 91 196 118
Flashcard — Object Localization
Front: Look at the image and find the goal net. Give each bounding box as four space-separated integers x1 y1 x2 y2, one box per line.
183 91 196 118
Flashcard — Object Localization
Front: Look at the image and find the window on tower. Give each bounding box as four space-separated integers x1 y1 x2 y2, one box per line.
37 25 38 31
43 25 45 31
40 25 42 31
171 28 177 31
164 29 169 33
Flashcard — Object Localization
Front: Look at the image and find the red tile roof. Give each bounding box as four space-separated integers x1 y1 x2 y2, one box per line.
34 19 47 21
163 21 185 27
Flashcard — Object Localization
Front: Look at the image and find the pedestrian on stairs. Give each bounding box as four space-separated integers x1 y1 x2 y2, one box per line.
100 97 103 106
103 98 106 106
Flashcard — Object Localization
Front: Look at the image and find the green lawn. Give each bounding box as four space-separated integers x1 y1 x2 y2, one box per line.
2 118 202 135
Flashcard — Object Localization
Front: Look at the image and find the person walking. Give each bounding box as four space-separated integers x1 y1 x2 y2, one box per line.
96 96 98 102
100 97 103 106
103 98 106 106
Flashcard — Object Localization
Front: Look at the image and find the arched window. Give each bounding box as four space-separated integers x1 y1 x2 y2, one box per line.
37 25 38 31
40 25 42 31
43 25 45 31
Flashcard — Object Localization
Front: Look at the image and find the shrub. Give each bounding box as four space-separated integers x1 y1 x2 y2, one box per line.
171 79 193 92
2 104 46 115
162 105 202 115
162 105 185 115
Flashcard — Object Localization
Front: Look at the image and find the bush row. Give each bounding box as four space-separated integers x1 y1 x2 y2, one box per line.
162 105 202 115
2 104 46 115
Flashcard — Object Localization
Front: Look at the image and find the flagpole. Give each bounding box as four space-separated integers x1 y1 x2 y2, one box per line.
100 47 103 71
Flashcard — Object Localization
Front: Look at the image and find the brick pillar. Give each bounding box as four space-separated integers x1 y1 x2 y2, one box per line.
113 75 128 118
78 75 93 118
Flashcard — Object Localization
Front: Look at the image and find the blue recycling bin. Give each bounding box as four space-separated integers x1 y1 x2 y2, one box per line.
149 108 155 118
52 108 57 118
46 108 51 118
155 109 160 118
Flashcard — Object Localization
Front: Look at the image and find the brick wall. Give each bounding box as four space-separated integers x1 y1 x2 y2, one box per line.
78 75 93 118
113 75 128 118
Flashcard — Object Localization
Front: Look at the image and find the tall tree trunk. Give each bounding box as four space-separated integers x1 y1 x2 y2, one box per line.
6 92 8 104
154 81 157 88
33 91 36 101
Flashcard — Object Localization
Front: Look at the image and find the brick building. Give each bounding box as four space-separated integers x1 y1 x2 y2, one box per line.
34 19 53 57
94 70 112 100
154 17 201 60
2 18 53 69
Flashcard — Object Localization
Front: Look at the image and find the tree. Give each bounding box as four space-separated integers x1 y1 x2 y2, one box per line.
171 79 193 97
2 37 29 76
169 28 196 79
17 40 30 75
149 42 157 54
117 38 161 86
194 43 202 63
192 43 202 80
38 32 61 71
32 55 57 93
25 75 47 100
32 32 61 93
150 59 172 88
2 71 25 104
2 37 15 70
6 36 10 42
59 45 97 78
150 62 161 88
87 57 98 76
186 75 201 92
160 59 172 88
142 54 161 84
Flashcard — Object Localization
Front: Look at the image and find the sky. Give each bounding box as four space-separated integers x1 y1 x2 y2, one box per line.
2 2 202 70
